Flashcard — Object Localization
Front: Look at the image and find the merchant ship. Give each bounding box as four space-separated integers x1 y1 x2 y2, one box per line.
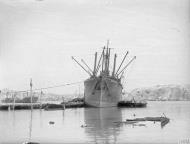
72 41 136 107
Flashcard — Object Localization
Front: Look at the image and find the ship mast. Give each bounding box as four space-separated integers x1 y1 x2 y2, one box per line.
108 48 111 72
112 54 117 77
106 40 109 74
102 47 105 72
93 52 97 76
102 40 111 75
30 78 33 110
71 41 136 79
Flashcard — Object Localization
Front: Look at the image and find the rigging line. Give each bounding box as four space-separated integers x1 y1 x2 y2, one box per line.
18 80 84 93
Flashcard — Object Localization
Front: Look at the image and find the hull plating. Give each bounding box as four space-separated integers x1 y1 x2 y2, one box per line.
84 77 122 107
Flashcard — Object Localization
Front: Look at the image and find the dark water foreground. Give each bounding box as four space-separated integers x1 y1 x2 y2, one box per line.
0 101 190 144
0 100 146 110
0 102 84 110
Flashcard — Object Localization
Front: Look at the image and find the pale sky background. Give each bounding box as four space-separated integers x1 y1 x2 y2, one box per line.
0 0 190 94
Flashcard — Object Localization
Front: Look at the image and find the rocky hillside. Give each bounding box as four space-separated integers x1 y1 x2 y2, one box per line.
124 84 190 101
0 88 83 103
1 84 190 102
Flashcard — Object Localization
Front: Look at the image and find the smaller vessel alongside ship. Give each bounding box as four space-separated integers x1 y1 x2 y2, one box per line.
72 41 136 107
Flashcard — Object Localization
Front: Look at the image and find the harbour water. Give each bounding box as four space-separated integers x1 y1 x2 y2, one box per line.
0 101 190 144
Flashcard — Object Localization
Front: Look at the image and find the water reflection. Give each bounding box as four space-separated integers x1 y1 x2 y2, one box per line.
12 109 15 127
29 109 33 141
39 109 43 128
84 107 122 144
0 102 190 144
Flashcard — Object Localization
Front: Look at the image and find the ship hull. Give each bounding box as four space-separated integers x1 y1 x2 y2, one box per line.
84 77 122 107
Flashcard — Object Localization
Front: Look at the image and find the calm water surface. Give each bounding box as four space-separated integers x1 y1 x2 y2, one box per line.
0 101 190 144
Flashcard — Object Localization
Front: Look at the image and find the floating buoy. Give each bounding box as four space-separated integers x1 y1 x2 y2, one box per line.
49 121 55 124
81 124 87 128
22 141 40 144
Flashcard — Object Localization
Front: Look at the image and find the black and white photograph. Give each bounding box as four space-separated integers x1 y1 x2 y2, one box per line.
0 0 190 144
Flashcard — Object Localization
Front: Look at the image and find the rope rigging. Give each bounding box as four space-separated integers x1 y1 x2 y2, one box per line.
17 80 84 93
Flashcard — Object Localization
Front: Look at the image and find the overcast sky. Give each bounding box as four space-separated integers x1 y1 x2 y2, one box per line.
0 0 190 94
